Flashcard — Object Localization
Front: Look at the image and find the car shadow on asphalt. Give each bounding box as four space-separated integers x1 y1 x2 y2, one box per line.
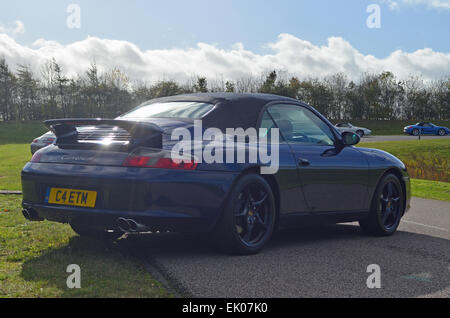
115 224 364 255
115 222 450 258
20 223 450 297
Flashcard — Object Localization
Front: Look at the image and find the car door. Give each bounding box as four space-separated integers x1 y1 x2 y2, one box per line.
422 123 434 134
266 104 369 213
259 110 310 215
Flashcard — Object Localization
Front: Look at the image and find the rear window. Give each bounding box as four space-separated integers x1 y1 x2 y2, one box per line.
120 102 215 119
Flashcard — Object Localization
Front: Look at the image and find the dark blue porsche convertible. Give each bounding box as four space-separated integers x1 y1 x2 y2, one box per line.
21 93 411 254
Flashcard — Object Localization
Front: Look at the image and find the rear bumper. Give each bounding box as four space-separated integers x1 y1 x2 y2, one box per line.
22 162 238 232
21 202 209 232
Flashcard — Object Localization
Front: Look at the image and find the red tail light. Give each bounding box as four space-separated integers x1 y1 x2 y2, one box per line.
123 156 150 167
123 155 197 170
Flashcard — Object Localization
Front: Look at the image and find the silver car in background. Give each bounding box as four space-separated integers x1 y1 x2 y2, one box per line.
335 123 372 137
30 131 55 154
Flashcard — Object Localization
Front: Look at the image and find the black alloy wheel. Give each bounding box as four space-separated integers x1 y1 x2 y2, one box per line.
213 174 276 254
234 182 272 248
359 174 404 236
378 182 402 231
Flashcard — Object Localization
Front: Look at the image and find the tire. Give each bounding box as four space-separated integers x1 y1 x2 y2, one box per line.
70 222 123 241
438 129 446 136
356 130 364 138
213 174 276 255
412 129 420 136
359 174 404 236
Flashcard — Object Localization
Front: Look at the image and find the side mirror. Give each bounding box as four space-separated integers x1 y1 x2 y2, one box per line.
342 131 360 146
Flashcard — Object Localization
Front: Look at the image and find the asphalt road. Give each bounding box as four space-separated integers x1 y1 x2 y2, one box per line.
361 135 450 142
118 197 450 298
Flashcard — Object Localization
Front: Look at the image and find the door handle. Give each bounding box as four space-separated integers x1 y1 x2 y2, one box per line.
298 158 310 167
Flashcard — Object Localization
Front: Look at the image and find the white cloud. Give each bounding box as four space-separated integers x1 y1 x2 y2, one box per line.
0 20 25 36
382 0 450 10
0 33 448 82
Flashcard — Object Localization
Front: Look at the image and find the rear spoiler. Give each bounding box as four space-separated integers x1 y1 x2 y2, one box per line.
44 118 163 151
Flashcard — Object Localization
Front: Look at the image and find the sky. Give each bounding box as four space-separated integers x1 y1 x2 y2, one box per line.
0 0 449 82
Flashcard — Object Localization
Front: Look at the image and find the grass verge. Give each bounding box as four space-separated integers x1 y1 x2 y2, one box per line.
359 139 450 183
0 195 172 297
0 144 31 191
0 121 47 145
411 179 450 202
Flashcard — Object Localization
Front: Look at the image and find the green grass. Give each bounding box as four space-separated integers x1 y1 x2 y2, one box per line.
0 144 31 191
359 139 450 183
0 121 47 145
331 120 450 136
0 122 46 190
411 179 450 202
359 139 450 159
0 195 172 297
359 139 450 201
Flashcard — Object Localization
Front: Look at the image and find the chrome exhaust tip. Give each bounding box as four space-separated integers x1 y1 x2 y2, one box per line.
116 217 131 232
22 209 31 220
116 218 148 233
128 219 147 232
22 208 42 221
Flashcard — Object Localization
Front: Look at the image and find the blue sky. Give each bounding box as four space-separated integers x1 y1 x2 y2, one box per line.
1 0 449 57
0 0 449 82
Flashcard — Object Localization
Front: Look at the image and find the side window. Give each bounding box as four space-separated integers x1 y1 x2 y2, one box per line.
266 104 335 146
259 111 284 142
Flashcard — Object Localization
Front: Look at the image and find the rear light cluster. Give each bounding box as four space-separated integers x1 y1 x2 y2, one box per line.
123 155 197 170
44 138 55 145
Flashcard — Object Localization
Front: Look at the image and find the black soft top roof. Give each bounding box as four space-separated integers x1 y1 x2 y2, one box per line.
145 93 302 130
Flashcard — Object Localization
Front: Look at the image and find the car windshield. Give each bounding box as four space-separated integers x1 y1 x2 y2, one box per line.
120 101 215 119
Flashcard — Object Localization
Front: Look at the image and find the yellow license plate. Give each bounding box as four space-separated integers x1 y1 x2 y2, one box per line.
46 188 97 208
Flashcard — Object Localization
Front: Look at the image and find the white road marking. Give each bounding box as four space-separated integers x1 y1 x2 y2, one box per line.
402 220 449 232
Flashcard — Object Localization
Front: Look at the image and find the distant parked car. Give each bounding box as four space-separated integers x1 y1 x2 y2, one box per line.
335 123 372 137
30 131 56 154
403 122 449 136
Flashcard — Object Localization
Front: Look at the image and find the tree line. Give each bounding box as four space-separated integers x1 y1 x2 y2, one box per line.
0 57 448 122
